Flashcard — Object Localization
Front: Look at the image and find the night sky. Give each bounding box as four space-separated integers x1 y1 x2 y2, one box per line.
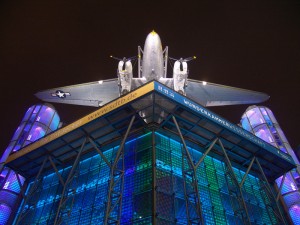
0 1 299 156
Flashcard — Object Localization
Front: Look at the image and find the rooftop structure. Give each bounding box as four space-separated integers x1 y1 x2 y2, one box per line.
3 81 295 224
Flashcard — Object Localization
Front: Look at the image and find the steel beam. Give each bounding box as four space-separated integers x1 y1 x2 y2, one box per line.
255 158 288 225
54 137 87 225
104 115 135 225
195 138 218 169
15 156 48 225
172 116 195 167
48 156 65 186
172 115 204 225
152 130 157 225
88 136 112 168
239 156 255 188
218 139 251 225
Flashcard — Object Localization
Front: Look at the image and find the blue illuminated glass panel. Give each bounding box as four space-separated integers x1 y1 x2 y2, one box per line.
289 204 300 225
4 104 60 156
50 113 60 131
240 115 251 132
22 106 34 121
0 204 11 225
246 108 264 128
0 168 25 225
27 124 46 142
11 123 25 142
37 105 54 126
253 124 275 145
14 132 278 224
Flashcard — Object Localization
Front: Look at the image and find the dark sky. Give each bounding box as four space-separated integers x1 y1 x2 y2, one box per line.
0 1 299 156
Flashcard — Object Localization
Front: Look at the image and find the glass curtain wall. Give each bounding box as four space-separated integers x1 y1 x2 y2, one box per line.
15 132 279 225
0 104 60 225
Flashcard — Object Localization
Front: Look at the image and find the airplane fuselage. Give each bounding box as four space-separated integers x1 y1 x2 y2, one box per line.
141 31 165 81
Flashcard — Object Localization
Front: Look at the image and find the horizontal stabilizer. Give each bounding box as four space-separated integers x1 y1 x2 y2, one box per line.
186 79 270 106
35 79 120 107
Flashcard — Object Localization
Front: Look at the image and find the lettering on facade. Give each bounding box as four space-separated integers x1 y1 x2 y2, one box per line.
87 92 137 121
155 83 293 163
7 82 154 163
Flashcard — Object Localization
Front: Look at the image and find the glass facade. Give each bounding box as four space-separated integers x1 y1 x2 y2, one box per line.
0 104 60 225
15 132 279 224
0 168 25 224
5 104 60 154
241 105 300 225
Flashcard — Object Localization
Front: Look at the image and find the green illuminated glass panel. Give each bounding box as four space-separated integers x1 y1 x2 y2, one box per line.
15 131 281 225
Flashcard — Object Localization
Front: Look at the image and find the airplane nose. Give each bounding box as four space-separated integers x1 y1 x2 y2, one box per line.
151 30 157 36
142 31 164 80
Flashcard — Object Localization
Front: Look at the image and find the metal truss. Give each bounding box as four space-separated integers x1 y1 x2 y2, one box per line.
16 136 106 225
218 139 251 225
104 115 135 225
53 137 87 225
14 111 289 225
169 116 288 225
238 155 288 225
152 130 158 225
15 156 58 225
15 115 136 225
219 140 289 225
255 158 288 225
172 116 204 225
16 150 82 225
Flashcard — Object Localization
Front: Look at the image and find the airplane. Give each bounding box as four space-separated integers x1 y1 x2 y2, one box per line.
35 31 269 107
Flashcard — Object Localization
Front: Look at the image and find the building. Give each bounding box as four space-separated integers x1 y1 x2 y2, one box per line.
0 104 60 225
1 81 296 224
241 105 300 225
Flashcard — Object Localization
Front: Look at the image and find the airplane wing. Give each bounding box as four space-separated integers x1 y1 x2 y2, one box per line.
35 78 269 108
35 78 120 107
186 79 270 106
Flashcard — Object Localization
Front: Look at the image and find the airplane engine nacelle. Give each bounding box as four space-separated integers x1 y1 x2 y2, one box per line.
118 60 133 95
173 61 188 95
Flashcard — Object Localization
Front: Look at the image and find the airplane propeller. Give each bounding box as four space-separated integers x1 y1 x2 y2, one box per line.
110 55 138 70
169 56 196 62
169 56 196 71
110 55 137 62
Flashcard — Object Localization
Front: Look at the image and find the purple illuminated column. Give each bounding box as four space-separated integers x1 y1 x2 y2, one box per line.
241 105 300 225
0 103 60 224
1 103 60 161
0 168 25 224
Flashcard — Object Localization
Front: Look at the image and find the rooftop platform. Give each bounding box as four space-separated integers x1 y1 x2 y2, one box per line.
5 81 295 181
